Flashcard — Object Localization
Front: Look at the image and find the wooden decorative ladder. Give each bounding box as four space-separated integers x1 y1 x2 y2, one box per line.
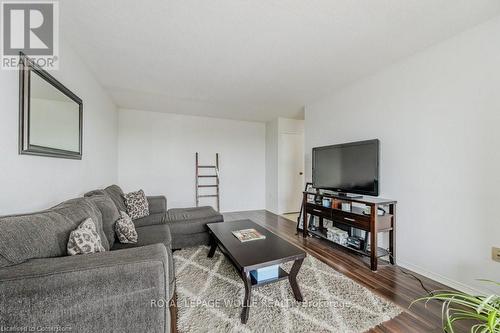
195 152 220 211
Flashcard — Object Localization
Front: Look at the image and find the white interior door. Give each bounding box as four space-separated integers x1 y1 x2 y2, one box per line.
279 133 305 214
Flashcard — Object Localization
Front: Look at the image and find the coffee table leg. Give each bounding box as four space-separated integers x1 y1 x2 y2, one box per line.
289 258 304 302
241 271 252 324
207 234 217 258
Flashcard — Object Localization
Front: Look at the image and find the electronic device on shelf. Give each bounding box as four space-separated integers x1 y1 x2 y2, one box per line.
362 206 386 216
312 139 379 197
314 195 322 204
347 236 365 251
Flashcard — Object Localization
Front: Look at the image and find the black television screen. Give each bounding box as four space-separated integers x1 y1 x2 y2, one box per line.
312 139 379 196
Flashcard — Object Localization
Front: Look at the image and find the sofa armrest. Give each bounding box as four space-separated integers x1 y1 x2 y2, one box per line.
147 195 167 214
0 244 170 333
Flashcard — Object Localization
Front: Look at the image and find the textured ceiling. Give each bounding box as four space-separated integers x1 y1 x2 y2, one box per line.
60 0 500 122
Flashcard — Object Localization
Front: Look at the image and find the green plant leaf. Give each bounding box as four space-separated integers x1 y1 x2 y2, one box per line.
476 279 500 287
488 309 498 332
411 280 500 333
478 295 496 314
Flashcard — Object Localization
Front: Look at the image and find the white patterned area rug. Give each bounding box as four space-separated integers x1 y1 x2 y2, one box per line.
174 246 402 333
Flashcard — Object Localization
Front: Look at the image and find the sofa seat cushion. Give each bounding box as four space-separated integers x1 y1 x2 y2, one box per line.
134 212 167 228
111 224 174 299
111 224 172 251
166 206 223 235
171 231 211 250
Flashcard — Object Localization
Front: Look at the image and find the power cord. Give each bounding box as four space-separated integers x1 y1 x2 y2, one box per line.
386 251 432 294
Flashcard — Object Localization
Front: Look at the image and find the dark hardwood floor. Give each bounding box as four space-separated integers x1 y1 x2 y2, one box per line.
223 210 458 333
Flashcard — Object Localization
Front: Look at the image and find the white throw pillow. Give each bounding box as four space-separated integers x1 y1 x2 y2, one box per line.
115 211 138 244
123 189 149 220
67 218 106 255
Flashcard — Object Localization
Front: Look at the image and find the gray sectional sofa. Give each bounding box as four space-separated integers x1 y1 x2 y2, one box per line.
0 185 223 333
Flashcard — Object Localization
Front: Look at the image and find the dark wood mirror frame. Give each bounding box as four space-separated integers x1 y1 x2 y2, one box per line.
19 52 83 160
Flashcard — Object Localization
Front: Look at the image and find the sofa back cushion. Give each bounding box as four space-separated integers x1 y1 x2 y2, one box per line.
0 198 105 268
104 185 127 212
85 185 127 213
86 194 120 248
52 198 108 250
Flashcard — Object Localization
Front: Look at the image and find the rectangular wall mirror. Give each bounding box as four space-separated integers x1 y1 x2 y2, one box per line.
19 53 83 159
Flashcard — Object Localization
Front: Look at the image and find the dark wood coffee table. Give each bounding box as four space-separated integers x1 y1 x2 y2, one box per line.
206 219 306 324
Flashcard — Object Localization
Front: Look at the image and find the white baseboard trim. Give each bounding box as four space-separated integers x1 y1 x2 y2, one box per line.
221 208 267 213
397 260 484 295
265 208 279 215
253 210 486 296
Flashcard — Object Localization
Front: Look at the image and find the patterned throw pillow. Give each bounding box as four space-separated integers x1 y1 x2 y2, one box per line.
123 189 150 220
115 211 138 244
67 218 106 255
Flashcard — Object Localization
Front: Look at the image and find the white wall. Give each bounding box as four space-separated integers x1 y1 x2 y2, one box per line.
118 109 266 212
265 119 279 214
305 17 500 294
266 118 304 214
0 41 118 215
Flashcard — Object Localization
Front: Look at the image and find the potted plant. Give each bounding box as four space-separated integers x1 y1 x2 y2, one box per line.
412 280 500 332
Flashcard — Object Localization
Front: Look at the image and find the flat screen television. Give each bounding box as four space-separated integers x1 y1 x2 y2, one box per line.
312 139 379 196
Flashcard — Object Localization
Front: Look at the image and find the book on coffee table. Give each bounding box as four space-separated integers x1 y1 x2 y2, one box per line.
232 228 266 242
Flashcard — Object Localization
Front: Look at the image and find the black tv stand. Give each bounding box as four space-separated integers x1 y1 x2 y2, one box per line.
301 191 397 271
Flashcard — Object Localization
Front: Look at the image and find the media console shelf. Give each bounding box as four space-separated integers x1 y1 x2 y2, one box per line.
301 191 397 271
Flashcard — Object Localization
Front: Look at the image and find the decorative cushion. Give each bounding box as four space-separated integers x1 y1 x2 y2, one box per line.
115 211 138 244
123 189 150 220
67 218 106 255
